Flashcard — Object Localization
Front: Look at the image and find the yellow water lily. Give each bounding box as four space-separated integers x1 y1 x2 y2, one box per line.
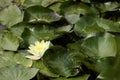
25 40 50 60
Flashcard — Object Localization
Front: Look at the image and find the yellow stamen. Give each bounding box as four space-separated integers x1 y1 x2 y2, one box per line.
34 45 44 51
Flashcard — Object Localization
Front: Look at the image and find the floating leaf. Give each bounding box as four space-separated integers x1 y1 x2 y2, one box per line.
41 0 67 7
0 34 2 49
100 37 120 80
96 57 115 76
97 18 120 32
24 6 61 23
0 52 14 68
98 33 117 58
56 25 73 33
0 5 23 28
50 74 90 80
81 0 90 3
30 25 59 40
82 33 117 58
0 52 33 68
74 16 104 36
23 0 42 8
49 3 61 13
22 28 38 44
75 16 120 36
10 22 27 38
0 65 38 80
67 41 86 63
61 3 90 24
0 0 12 8
61 2 98 24
61 3 93 15
14 53 33 67
33 61 59 77
43 46 79 77
0 32 19 51
65 14 80 24
95 2 119 12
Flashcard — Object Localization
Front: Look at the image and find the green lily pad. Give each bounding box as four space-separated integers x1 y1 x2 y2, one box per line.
33 61 59 77
24 6 61 23
50 74 90 80
29 25 59 40
23 0 42 8
43 46 79 77
0 52 33 68
0 32 19 51
0 65 38 80
0 5 23 28
81 33 117 58
41 0 67 7
0 0 12 8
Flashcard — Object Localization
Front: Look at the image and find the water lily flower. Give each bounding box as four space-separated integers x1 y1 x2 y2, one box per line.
25 40 50 60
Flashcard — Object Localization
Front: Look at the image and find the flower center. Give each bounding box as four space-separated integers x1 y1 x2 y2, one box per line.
34 45 44 51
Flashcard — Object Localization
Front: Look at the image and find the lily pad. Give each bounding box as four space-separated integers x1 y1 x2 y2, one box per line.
33 61 59 77
43 46 79 77
0 65 38 80
81 33 117 58
50 74 90 80
24 6 61 23
0 32 19 51
0 5 23 28
0 52 33 68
